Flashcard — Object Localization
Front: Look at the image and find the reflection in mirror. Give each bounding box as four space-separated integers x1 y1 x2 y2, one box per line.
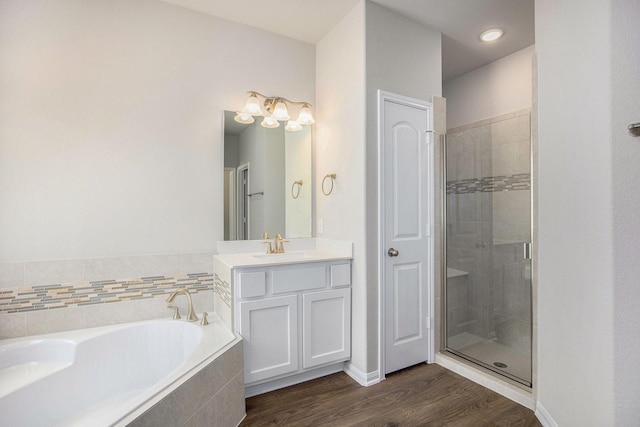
223 111 312 240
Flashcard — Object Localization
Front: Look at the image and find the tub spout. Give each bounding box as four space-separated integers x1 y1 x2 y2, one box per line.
166 288 198 322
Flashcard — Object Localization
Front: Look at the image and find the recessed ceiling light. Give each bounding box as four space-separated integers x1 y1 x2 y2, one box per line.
479 28 504 42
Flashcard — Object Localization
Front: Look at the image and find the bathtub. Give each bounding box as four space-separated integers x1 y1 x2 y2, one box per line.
0 316 244 427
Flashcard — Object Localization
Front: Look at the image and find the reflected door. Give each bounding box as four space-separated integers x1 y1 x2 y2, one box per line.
237 165 249 240
444 112 532 386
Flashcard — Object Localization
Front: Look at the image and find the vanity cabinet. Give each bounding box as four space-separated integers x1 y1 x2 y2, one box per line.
232 261 351 395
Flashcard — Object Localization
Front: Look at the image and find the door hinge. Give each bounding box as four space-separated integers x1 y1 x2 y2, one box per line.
425 316 432 329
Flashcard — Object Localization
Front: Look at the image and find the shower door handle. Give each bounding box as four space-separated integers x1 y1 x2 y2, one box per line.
388 248 399 257
523 242 532 260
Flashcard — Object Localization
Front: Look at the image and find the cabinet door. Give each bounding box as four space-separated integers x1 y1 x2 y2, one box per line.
302 288 351 369
240 295 298 383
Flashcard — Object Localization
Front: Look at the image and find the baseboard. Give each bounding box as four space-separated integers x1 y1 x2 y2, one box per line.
343 362 382 387
245 363 344 398
535 401 558 427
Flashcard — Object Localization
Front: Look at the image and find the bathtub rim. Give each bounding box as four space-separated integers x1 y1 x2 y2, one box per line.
116 331 242 426
0 316 242 427
113 318 242 426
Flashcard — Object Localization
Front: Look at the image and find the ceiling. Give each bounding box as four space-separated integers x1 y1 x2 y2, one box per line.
161 0 534 82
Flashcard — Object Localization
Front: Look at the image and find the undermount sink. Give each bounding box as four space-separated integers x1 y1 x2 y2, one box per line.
252 252 313 261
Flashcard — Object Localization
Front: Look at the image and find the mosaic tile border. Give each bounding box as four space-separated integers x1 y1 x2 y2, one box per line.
0 273 213 314
447 173 530 195
214 273 232 308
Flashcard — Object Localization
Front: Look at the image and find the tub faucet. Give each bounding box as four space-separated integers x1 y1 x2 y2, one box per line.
166 288 198 322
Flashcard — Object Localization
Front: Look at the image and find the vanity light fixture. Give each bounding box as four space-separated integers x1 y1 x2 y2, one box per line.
234 91 315 131
285 120 303 132
234 111 255 124
479 28 504 42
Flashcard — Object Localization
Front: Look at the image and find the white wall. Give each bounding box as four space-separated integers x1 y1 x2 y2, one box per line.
364 1 442 371
611 0 640 423
285 128 312 238
316 0 367 372
536 0 631 424
444 45 534 129
316 0 442 375
0 0 315 262
263 127 286 238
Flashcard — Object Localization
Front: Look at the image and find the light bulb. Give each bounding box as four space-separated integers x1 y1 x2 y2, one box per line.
297 104 315 125
272 100 290 121
285 120 303 132
234 112 254 124
243 93 263 116
261 116 280 129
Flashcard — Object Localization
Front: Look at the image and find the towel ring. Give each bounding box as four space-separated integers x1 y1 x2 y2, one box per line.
322 173 337 196
291 180 303 199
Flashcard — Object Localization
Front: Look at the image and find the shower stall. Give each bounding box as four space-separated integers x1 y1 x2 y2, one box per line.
443 111 532 386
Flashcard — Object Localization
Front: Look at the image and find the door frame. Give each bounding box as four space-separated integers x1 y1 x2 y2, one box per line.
224 167 237 241
377 90 435 379
237 163 250 240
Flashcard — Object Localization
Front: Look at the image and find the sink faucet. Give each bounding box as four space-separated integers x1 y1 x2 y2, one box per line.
261 232 289 254
273 233 289 253
262 231 274 254
166 288 198 322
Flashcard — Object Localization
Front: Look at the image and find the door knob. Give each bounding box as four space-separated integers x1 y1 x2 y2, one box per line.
387 248 399 257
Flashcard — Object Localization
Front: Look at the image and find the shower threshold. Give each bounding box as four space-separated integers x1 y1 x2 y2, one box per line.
446 332 531 387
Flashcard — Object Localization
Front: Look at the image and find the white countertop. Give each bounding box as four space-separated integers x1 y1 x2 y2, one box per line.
215 249 352 269
214 238 353 269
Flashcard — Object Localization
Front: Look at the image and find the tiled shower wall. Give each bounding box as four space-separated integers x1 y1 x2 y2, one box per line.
445 110 532 354
0 252 216 340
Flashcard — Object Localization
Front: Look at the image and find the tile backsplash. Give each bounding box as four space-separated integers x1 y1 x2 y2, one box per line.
0 274 212 314
0 252 215 339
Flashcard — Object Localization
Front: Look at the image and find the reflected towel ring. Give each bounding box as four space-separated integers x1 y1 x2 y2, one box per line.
322 173 337 196
291 180 303 199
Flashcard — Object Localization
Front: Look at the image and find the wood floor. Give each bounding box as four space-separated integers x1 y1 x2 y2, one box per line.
241 363 541 426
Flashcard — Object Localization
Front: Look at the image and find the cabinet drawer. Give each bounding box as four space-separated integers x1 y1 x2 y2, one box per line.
272 265 326 294
238 271 266 298
330 263 351 287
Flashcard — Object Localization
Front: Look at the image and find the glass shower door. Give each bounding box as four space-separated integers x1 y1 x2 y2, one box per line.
444 112 532 386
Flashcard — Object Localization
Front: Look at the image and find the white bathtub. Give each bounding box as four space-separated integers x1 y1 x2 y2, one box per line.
0 316 240 427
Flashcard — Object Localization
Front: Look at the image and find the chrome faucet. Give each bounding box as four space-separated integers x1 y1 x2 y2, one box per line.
166 288 198 322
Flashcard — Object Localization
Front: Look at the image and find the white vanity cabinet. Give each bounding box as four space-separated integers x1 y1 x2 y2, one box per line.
233 261 351 395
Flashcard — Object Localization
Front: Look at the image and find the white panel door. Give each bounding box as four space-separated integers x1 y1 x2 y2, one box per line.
382 94 433 375
239 295 298 383
302 288 351 369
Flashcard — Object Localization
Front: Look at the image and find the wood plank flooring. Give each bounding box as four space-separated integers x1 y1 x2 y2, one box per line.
241 363 541 426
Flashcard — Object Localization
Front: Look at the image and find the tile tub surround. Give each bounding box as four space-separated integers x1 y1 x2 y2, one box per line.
127 339 245 427
0 252 216 339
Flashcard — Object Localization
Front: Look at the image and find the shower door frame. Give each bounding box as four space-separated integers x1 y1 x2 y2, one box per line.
441 114 534 389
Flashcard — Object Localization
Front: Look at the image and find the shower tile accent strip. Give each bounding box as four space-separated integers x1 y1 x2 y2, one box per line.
446 173 530 195
214 273 232 308
0 273 213 314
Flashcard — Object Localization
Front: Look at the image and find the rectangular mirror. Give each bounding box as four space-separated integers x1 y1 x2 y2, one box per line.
223 111 312 240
